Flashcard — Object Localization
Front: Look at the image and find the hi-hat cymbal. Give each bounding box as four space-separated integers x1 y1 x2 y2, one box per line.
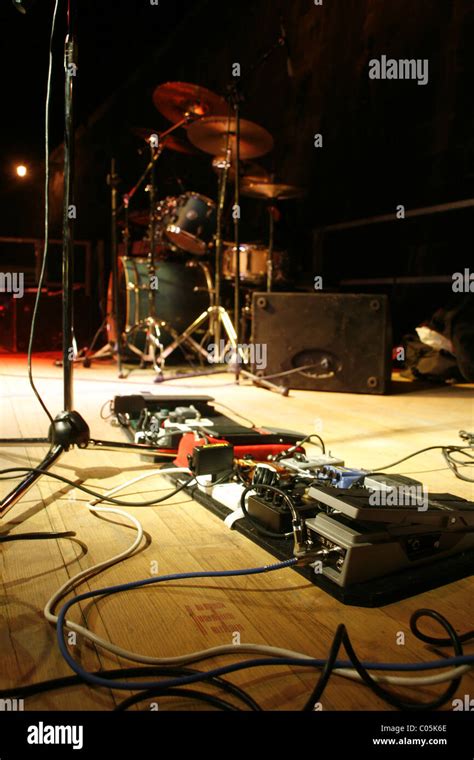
211 156 270 182
241 181 306 200
131 127 200 155
187 116 274 160
152 82 227 123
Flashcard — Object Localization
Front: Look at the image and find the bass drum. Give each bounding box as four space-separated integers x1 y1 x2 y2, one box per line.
107 256 211 356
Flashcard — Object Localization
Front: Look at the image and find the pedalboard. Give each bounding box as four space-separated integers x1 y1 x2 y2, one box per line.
112 393 474 607
114 393 306 461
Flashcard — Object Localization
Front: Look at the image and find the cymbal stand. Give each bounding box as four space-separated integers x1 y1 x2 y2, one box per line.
112 118 199 376
225 73 286 394
123 139 163 373
82 158 123 369
158 35 290 396
158 109 241 368
266 203 278 292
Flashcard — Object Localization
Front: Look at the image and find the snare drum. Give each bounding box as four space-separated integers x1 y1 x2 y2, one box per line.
164 192 216 255
222 243 269 285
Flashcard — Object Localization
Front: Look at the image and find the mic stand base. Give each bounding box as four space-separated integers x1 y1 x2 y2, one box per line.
0 411 90 519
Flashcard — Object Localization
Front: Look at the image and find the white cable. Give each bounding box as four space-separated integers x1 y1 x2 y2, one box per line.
46 467 474 687
45 468 191 630
87 468 193 506
45 467 326 667
334 664 473 687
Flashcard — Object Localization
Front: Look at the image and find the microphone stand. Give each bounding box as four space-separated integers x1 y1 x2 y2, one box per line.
224 34 289 394
156 30 289 395
0 2 181 519
108 158 123 375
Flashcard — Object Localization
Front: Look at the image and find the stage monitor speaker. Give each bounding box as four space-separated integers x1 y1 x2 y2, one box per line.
251 292 392 394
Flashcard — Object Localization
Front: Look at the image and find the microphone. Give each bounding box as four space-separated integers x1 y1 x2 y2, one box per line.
11 0 36 13
279 18 294 79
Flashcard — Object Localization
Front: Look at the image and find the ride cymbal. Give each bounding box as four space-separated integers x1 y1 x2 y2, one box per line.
152 82 227 123
187 116 274 160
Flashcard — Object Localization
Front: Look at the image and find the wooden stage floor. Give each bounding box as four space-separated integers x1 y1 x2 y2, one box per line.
0 353 473 711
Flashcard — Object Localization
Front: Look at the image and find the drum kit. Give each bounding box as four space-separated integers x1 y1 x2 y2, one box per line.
100 80 305 381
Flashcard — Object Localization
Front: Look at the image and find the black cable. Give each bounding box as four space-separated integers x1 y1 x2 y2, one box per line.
235 464 250 485
304 609 465 712
0 666 261 712
100 400 114 420
0 467 195 508
365 445 472 476
189 469 236 489
0 466 236 507
343 609 464 711
211 402 256 429
89 440 177 456
447 449 474 464
443 447 474 483
364 445 448 472
256 364 335 381
114 687 239 712
459 430 474 446
303 623 346 710
305 433 326 454
26 0 60 425
1 610 468 712
351 443 474 487
0 531 75 543
410 608 474 647
272 433 326 460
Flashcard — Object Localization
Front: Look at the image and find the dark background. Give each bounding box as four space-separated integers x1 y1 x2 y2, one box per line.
1 0 473 346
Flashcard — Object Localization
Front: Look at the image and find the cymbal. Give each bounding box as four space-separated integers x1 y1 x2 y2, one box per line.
241 181 306 200
131 127 200 155
212 156 270 182
187 116 274 160
152 82 227 123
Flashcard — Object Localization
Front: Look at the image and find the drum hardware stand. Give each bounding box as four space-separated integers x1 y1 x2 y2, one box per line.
79 158 123 369
155 34 289 395
156 115 239 372
266 203 278 292
0 4 187 519
224 47 287 395
79 315 112 367
110 116 203 378
109 157 124 375
132 138 164 374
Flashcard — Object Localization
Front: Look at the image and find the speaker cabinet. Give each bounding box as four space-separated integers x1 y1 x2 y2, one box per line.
251 293 392 394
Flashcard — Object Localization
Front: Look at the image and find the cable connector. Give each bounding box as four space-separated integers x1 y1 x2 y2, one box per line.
293 542 342 567
459 430 474 446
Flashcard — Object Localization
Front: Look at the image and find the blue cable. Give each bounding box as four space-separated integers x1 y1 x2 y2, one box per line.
56 561 474 692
